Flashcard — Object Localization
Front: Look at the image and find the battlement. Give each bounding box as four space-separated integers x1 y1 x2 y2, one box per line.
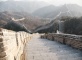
41 33 82 50
0 28 32 60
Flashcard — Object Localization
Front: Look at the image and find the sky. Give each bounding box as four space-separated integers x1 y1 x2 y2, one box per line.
1 0 82 6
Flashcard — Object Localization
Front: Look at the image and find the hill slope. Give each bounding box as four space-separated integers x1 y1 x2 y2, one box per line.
0 11 50 32
33 4 82 19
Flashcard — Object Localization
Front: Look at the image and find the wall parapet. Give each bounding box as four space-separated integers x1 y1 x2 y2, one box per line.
41 33 82 50
0 28 32 60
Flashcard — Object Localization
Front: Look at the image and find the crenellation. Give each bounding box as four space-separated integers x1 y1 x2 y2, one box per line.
0 28 32 60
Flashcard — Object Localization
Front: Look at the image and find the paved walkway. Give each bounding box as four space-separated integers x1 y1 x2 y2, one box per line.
25 34 82 60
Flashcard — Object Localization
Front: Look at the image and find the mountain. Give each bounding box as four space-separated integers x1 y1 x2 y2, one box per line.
0 1 49 13
32 5 57 18
32 4 82 19
0 11 50 32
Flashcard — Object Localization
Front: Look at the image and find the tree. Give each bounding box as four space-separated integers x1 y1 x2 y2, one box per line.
64 17 82 35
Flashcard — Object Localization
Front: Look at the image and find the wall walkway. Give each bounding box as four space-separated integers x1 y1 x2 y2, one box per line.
25 34 82 60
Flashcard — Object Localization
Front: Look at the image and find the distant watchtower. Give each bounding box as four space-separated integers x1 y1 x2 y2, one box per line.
58 20 64 33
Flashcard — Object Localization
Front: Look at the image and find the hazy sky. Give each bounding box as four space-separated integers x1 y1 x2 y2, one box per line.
1 0 82 6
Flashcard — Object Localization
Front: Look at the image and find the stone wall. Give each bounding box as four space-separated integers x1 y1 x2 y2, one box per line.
0 28 32 60
41 33 82 50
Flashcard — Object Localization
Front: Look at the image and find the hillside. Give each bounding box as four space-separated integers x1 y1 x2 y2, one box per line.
0 1 49 13
0 11 50 32
32 4 82 19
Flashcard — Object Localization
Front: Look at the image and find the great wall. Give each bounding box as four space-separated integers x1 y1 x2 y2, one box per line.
0 28 82 60
0 28 32 60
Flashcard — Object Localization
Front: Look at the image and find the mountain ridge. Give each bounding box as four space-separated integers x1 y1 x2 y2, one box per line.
0 1 49 13
32 4 82 19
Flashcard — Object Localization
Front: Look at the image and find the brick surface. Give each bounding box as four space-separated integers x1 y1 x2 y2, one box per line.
0 28 32 60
